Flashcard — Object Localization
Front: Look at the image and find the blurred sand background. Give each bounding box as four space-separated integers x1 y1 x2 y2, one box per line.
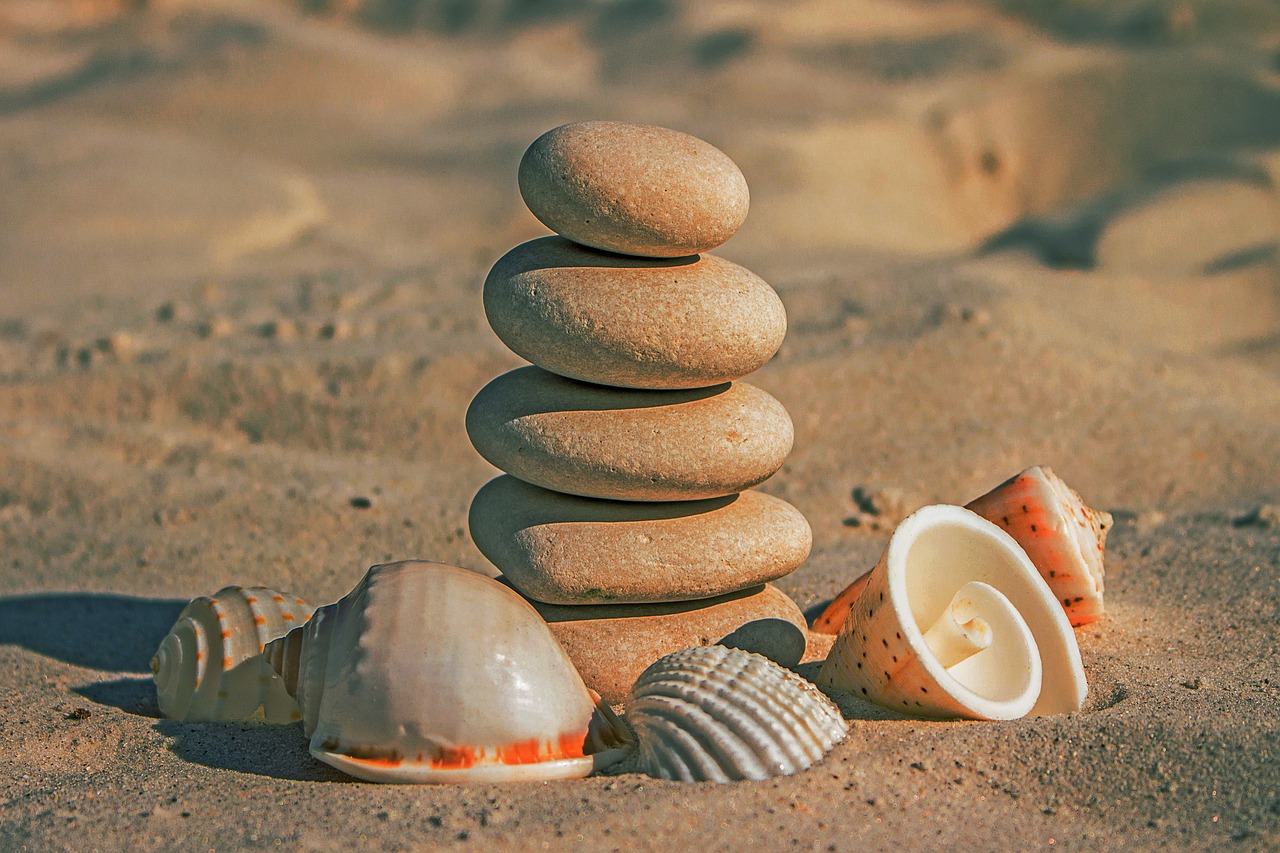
1 0 1278 849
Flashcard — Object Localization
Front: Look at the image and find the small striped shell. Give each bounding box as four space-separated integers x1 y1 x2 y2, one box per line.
151 586 314 723
626 645 848 783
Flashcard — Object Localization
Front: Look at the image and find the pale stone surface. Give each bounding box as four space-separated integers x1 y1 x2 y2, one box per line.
465 367 794 501
515 582 808 705
518 121 750 258
483 237 786 389
470 475 811 604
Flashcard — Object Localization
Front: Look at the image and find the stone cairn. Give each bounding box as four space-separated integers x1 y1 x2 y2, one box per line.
466 121 812 703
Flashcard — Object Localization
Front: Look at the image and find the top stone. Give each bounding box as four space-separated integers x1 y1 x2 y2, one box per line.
518 121 750 258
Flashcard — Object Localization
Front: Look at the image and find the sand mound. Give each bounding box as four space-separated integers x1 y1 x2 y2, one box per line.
1 1 1277 849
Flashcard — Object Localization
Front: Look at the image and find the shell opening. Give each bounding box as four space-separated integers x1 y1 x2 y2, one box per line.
897 520 1044 717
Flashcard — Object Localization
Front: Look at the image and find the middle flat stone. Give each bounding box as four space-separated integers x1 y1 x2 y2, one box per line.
470 475 812 604
465 366 794 501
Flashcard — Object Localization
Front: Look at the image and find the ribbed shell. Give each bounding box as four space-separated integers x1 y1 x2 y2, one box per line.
966 466 1113 627
151 586 314 723
626 646 847 783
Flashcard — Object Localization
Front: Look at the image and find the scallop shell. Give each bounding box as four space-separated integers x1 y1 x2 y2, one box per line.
817 505 1086 720
626 645 848 783
965 466 1112 627
151 585 314 723
263 560 633 783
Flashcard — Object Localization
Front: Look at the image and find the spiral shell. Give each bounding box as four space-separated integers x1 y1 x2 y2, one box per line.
626 645 848 783
817 505 1087 720
151 585 314 723
965 466 1112 627
264 560 633 783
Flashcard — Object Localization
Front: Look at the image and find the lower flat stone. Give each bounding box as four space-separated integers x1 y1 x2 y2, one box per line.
471 475 811 604
466 366 794 501
517 583 808 705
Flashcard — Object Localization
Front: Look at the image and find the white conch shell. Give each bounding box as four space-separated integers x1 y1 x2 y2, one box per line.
151 585 314 723
817 505 1087 720
965 465 1113 627
264 560 633 783
626 645 848 783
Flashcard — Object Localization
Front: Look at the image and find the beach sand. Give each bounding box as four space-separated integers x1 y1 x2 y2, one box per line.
1 0 1277 849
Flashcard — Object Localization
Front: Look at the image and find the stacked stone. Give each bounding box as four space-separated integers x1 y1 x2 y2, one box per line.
466 121 811 704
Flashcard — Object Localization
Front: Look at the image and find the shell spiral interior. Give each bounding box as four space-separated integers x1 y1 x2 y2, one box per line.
263 560 634 784
151 585 314 723
626 645 848 783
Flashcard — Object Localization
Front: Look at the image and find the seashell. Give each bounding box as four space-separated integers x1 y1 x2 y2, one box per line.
151 585 314 723
811 569 872 635
626 645 848 783
817 505 1087 720
263 560 633 783
965 465 1112 627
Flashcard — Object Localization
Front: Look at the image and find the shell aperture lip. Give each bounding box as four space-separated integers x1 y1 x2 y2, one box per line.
818 505 1086 720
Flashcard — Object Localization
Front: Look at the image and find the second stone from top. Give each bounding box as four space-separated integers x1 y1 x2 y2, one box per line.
485 237 786 389
519 121 750 258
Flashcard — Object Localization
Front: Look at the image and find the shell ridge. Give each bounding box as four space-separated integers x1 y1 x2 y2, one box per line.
193 601 231 715
726 656 833 759
628 647 847 782
224 588 267 719
637 693 766 771
649 652 828 765
190 614 208 691
692 666 820 767
631 697 746 782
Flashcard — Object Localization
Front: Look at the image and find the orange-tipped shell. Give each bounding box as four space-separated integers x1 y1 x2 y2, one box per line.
965 466 1112 627
811 571 872 635
263 561 633 783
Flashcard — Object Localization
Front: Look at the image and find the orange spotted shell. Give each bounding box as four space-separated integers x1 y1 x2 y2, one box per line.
151 586 313 722
966 466 1112 627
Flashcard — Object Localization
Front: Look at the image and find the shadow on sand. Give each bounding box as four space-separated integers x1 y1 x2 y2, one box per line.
0 591 186 673
152 719 350 782
0 591 353 780
0 591 184 717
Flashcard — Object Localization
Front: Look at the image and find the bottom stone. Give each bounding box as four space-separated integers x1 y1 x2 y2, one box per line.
512 582 808 705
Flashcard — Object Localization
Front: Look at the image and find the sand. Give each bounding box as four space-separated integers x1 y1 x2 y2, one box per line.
1 0 1277 849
